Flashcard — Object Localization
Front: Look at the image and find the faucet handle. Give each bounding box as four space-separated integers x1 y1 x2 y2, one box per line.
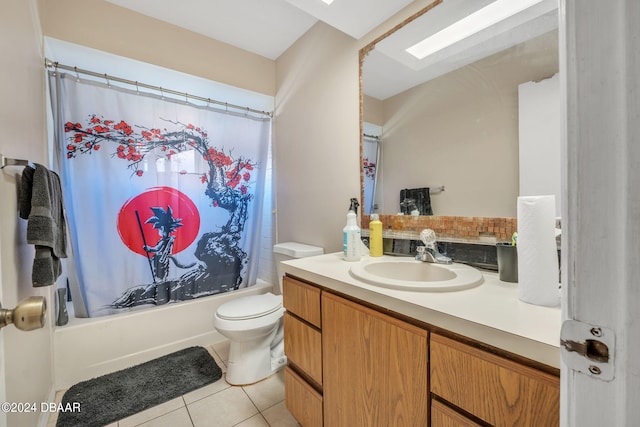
420 229 437 249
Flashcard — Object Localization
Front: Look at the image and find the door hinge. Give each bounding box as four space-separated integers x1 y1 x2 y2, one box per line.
560 319 615 381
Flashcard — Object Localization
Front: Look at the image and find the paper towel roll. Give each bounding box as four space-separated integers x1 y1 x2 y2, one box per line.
517 195 560 306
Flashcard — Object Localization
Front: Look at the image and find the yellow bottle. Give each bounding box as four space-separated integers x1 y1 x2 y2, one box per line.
369 214 383 257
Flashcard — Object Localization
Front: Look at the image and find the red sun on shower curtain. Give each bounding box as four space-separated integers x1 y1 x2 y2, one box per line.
50 72 270 317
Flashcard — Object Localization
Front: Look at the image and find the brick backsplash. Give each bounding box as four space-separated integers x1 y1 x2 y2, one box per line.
362 215 517 243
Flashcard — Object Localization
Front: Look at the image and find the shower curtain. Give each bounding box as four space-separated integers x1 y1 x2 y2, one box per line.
49 72 271 318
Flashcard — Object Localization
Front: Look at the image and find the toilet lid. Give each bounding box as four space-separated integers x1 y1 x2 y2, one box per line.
217 293 282 320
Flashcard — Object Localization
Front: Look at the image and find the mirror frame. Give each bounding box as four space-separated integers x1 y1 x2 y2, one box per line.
358 0 517 243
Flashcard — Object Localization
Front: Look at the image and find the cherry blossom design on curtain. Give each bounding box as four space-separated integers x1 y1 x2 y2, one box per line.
64 116 257 308
363 156 376 179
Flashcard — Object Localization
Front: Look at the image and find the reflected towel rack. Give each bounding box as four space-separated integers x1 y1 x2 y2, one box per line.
1 154 31 169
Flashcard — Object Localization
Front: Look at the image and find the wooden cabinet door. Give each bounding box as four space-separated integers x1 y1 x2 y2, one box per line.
283 312 322 385
285 366 323 427
431 399 483 427
283 276 321 327
322 292 428 427
430 334 559 427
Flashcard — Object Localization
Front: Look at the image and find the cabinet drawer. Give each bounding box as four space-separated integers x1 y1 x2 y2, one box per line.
285 366 323 427
431 399 483 427
283 276 321 327
284 312 322 385
430 334 559 427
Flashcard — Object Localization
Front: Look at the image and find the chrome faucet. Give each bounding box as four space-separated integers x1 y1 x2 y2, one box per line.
415 229 452 264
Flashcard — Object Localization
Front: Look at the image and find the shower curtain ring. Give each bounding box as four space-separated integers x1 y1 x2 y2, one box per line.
135 81 139 94
104 73 110 87
160 87 164 100
74 66 80 82
207 98 211 108
185 92 189 104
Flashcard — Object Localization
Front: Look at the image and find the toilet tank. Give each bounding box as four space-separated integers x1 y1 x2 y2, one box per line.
273 242 324 294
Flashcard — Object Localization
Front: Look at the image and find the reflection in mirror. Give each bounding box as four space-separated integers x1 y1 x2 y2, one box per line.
362 123 381 214
361 0 559 218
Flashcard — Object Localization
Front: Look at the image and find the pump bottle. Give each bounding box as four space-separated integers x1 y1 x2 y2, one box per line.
343 198 361 261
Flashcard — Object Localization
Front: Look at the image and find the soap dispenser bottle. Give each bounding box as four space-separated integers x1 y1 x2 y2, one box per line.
369 214 383 257
343 198 361 262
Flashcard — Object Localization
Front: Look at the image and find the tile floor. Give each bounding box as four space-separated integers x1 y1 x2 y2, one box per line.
47 341 300 427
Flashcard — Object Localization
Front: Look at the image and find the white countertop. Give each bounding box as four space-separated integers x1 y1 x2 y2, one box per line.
281 252 561 369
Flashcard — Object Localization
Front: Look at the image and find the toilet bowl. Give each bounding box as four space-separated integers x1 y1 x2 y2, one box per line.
213 242 323 385
214 293 286 385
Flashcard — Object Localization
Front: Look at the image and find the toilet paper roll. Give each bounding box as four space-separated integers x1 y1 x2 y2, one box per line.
517 195 560 306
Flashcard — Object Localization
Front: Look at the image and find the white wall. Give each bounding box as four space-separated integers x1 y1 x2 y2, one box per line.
380 61 521 218
519 73 561 216
41 0 275 97
0 1 55 426
274 21 361 252
375 32 558 218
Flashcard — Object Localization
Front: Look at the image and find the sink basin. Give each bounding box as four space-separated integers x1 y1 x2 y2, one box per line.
349 258 483 292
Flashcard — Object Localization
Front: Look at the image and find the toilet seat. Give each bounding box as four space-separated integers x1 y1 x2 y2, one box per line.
216 293 283 320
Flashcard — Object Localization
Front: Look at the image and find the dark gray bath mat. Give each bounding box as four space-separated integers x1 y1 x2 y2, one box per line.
56 346 222 427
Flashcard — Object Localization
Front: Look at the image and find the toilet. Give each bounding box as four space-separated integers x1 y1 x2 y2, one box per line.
213 242 324 385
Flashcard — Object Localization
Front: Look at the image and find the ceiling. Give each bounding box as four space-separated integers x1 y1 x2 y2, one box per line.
104 0 414 60
104 0 559 100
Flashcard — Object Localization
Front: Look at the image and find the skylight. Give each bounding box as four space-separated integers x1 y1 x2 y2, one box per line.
406 0 545 59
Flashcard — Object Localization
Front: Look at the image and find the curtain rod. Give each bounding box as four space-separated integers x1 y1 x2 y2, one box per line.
44 59 273 118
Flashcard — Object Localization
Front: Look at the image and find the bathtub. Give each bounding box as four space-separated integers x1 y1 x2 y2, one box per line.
53 280 272 390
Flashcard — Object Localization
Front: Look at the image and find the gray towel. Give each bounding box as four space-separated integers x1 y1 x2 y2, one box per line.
400 187 433 215
19 164 68 287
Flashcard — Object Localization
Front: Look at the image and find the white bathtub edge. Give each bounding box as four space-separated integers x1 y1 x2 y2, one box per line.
54 282 272 390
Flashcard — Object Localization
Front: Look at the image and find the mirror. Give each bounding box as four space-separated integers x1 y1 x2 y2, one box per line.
360 0 559 218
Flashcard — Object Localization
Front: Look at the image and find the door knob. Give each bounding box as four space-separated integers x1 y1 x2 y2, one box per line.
0 296 46 331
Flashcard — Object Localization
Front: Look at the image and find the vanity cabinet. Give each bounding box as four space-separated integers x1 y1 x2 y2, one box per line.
282 274 559 427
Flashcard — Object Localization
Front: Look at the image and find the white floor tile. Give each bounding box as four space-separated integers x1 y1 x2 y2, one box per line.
188 386 259 427
232 413 269 427
260 401 300 427
118 397 185 427
241 370 285 412
212 341 230 368
136 407 193 427
47 388 69 425
183 377 230 405
206 345 227 373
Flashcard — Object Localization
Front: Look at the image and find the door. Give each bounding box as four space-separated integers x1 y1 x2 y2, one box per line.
322 292 428 426
561 0 640 425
